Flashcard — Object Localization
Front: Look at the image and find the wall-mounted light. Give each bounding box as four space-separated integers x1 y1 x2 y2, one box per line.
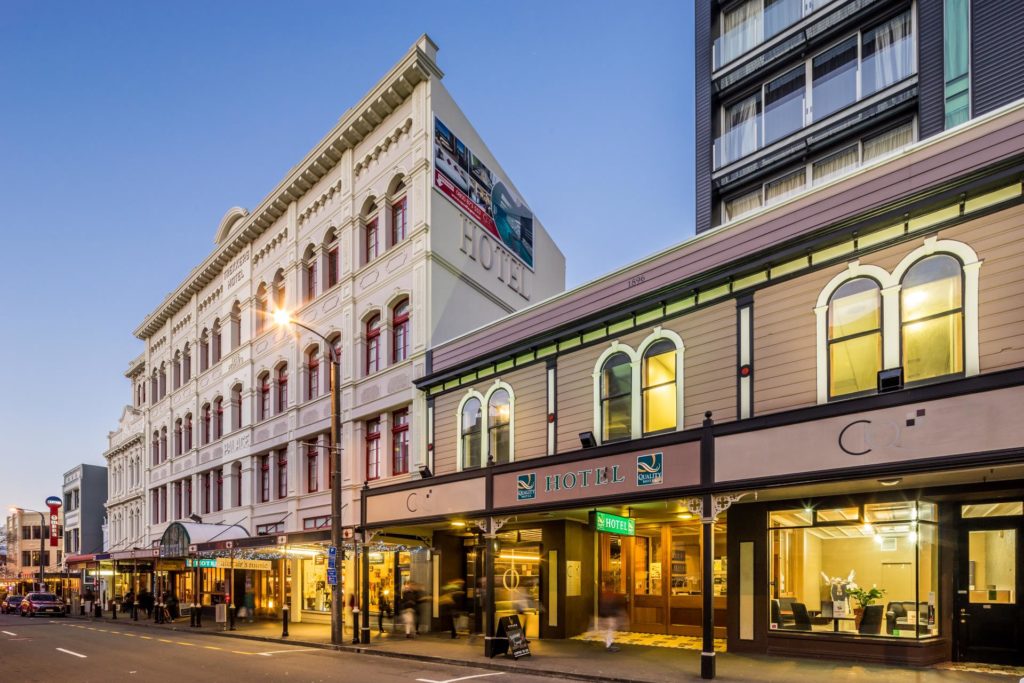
579 431 596 448
418 465 433 479
878 478 902 487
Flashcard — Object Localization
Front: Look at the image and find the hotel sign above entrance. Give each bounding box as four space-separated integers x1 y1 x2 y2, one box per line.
591 511 635 536
492 440 700 510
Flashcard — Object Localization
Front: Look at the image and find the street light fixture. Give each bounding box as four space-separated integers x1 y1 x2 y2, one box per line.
273 309 345 645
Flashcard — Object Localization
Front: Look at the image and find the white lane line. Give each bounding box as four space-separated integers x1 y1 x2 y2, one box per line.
2 631 16 636
256 648 318 656
57 648 87 658
415 673 506 683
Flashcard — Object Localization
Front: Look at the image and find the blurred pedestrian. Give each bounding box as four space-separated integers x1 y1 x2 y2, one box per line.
598 582 626 652
400 583 418 638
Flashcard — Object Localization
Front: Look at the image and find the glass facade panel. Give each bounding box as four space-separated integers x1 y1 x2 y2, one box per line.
816 507 859 523
863 122 914 162
770 509 813 527
765 169 806 205
812 37 858 121
962 502 1024 518
764 67 805 144
944 0 970 128
862 11 914 96
812 144 859 185
968 530 1016 604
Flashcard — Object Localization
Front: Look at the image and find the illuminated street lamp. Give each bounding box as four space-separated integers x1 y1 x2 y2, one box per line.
273 309 345 645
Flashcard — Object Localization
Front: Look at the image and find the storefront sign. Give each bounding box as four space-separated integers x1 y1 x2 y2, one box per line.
186 558 272 571
591 511 635 536
45 496 62 548
187 558 217 568
493 441 700 509
366 477 487 525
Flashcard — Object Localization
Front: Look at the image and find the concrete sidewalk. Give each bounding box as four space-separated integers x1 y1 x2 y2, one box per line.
68 611 1015 682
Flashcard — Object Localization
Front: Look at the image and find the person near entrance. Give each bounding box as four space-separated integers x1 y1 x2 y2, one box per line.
599 581 626 652
440 578 466 639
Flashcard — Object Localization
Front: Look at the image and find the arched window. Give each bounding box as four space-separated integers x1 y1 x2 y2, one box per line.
307 347 320 400
231 384 243 431
642 340 677 434
151 431 160 465
256 283 269 334
211 319 222 364
199 328 210 372
306 440 319 493
183 343 192 382
183 413 193 451
174 419 182 456
213 397 224 440
901 254 963 383
366 314 381 374
150 370 158 402
159 363 167 398
325 229 340 289
365 200 379 263
276 364 288 413
172 351 182 390
304 246 318 302
461 397 482 470
488 390 511 464
391 182 407 245
277 451 288 498
160 427 168 462
828 277 882 398
273 269 286 311
201 403 211 445
258 373 270 421
392 299 410 363
230 301 242 350
601 353 633 442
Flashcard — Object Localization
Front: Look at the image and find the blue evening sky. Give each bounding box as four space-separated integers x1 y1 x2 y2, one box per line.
0 1 694 513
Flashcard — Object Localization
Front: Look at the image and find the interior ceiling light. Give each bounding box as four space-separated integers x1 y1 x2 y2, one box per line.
878 477 903 486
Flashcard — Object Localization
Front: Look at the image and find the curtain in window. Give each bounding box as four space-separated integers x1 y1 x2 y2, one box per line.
812 145 858 185
764 169 806 205
724 94 761 164
722 0 762 65
866 12 913 95
863 122 914 162
725 189 763 221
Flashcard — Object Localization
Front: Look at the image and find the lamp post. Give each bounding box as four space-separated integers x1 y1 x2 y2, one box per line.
274 309 344 645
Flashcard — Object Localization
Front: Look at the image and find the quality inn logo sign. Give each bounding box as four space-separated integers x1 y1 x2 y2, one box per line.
517 473 536 500
636 452 664 486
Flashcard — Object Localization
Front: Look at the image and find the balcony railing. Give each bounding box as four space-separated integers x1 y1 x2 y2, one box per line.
713 0 837 71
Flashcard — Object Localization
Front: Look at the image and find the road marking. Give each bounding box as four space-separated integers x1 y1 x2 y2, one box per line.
87 627 96 631
2 631 16 636
203 645 222 651
177 641 195 646
123 633 136 637
57 648 87 658
415 674 506 683
231 650 255 655
255 648 318 656
139 636 152 640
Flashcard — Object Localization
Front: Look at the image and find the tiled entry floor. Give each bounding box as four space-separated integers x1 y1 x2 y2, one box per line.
571 629 728 652
936 662 1024 678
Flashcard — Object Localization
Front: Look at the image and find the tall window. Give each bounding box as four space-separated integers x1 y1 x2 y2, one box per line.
366 314 381 374
901 255 963 383
365 419 381 480
231 384 242 431
152 431 160 465
392 409 409 475
273 269 286 311
199 329 210 372
391 196 407 244
230 301 242 350
213 397 224 440
215 469 224 511
327 232 340 288
944 0 970 127
828 278 882 398
305 252 318 302
276 365 288 412
366 218 379 263
173 352 182 390
260 455 270 503
202 473 211 514
306 441 319 493
461 398 482 470
211 319 222 364
643 340 677 434
160 427 168 461
174 419 182 456
601 353 633 442
233 462 242 507
258 374 270 421
307 348 320 400
392 299 410 363
201 403 211 445
812 36 858 121
159 363 167 399
277 452 288 499
487 390 511 464
183 343 192 382
256 284 268 334
183 413 193 451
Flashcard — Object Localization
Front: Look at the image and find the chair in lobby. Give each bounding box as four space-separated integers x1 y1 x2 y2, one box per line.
885 602 907 634
859 604 884 635
790 602 813 631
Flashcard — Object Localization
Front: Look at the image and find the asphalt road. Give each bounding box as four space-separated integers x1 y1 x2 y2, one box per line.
0 613 550 683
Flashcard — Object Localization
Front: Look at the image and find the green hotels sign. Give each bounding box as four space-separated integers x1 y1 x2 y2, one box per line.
591 511 635 536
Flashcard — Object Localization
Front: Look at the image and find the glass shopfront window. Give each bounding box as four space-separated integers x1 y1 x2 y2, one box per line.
769 500 938 638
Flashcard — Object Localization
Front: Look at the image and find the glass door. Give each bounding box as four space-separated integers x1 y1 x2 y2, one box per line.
631 525 665 633
957 503 1024 665
599 534 629 631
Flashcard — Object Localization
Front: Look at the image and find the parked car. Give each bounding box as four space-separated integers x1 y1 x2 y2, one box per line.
19 593 64 617
1 595 24 614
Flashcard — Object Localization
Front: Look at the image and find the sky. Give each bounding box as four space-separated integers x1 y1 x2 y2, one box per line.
0 1 694 514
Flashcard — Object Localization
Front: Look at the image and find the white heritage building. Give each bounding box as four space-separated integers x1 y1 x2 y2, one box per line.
125 36 564 581
103 356 146 554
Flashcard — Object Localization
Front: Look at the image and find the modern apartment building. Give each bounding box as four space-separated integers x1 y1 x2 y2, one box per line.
696 0 1024 233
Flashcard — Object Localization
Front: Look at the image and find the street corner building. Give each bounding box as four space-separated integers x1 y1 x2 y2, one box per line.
360 1 1024 672
89 35 566 628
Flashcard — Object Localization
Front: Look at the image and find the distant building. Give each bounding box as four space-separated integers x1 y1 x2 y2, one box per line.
5 507 64 593
62 463 108 558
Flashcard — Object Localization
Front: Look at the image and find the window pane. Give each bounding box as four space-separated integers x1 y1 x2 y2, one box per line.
722 93 762 165
603 395 632 442
812 144 858 185
644 344 675 386
765 169 806 205
830 332 882 396
917 523 939 637
901 255 961 322
829 278 880 338
764 67 805 144
462 431 481 469
634 530 663 596
863 122 914 162
725 189 763 221
490 424 510 465
816 507 859 523
903 312 963 382
769 509 813 527
861 11 914 96
865 501 918 524
812 37 858 121
962 502 1024 518
644 383 676 434
602 355 632 397
968 529 1017 604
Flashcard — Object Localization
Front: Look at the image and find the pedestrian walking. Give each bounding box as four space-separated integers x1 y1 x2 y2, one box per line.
400 583 417 638
598 582 626 652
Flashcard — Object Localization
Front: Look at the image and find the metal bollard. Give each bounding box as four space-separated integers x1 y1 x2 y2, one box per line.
111 601 117 620
351 608 360 644
94 602 102 619
228 604 236 631
196 602 202 627
281 604 290 638
189 603 197 628
156 601 164 624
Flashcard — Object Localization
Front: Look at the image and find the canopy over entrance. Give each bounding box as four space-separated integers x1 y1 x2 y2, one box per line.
159 521 249 558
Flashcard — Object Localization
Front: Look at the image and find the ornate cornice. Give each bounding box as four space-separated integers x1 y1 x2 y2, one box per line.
133 35 442 340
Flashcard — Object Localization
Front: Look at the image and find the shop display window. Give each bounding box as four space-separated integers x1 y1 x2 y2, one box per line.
769 500 938 638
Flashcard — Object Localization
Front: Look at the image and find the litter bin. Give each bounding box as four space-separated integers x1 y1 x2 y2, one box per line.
215 603 228 628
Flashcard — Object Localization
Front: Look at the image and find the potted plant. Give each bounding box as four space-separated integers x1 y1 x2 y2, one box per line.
846 583 886 628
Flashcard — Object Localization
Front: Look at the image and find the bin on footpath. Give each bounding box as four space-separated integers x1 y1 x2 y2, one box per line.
215 603 228 630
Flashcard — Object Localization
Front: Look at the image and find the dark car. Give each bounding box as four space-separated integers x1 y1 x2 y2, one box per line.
20 593 64 617
1 595 24 614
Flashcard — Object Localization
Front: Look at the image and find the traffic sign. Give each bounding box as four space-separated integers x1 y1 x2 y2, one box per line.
326 568 338 586
328 545 337 557
328 545 337 570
